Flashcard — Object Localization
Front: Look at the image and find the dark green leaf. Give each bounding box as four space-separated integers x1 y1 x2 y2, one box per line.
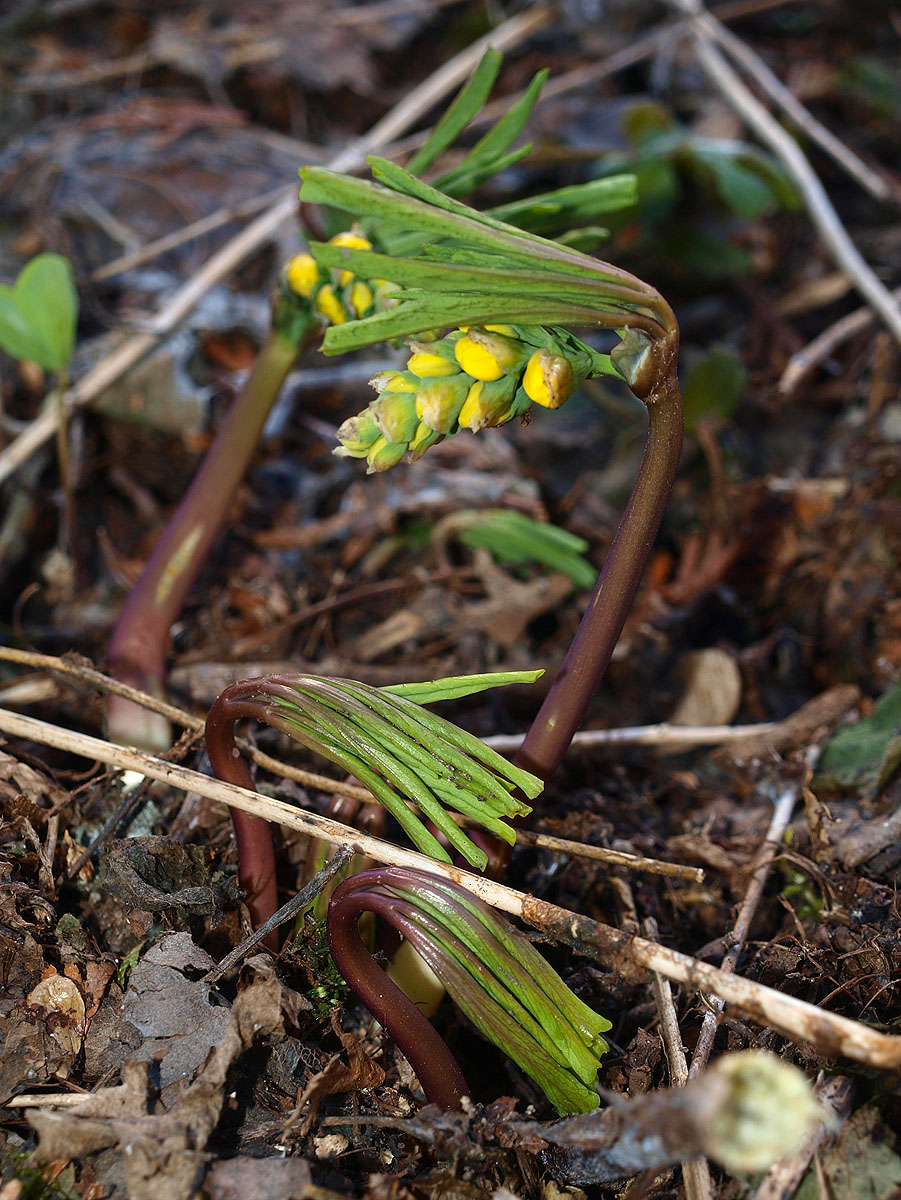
814 682 901 798
406 48 502 177
681 348 748 431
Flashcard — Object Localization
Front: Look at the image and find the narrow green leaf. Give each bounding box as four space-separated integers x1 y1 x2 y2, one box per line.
406 48 502 177
438 69 548 182
383 670 544 704
489 175 638 230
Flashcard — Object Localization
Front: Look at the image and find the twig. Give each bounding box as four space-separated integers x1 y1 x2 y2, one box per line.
670 0 901 346
1 706 899 1071
0 648 702 880
703 20 894 203
688 786 797 1077
0 6 554 489
645 915 713 1200
778 285 901 396
203 845 353 983
484 721 775 751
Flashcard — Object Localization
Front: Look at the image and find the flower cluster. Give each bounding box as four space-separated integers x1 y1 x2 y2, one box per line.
335 324 596 473
284 229 390 326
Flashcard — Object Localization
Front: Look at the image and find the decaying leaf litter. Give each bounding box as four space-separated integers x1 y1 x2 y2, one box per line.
1 1 900 1197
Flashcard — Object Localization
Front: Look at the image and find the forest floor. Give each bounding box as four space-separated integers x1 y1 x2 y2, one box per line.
0 1 900 1198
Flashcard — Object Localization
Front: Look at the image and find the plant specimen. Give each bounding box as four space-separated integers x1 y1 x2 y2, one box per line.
326 867 610 1113
204 670 543 932
298 154 683 781
104 50 635 753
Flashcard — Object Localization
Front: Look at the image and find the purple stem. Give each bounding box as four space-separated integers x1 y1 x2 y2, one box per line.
514 369 683 781
327 870 470 1109
107 330 301 749
205 687 280 947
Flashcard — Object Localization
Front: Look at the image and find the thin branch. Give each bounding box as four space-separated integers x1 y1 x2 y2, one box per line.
203 845 354 983
688 786 797 1077
778 284 901 396
704 19 895 203
670 0 901 346
0 6 554 489
644 916 713 1200
0 647 703 882
1 706 899 1072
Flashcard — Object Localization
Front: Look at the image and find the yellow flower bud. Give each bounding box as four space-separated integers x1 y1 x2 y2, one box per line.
366 435 407 473
315 284 346 326
350 281 373 318
522 349 575 409
484 324 517 336
454 330 526 382
286 253 320 298
370 369 418 395
329 230 372 285
407 352 460 378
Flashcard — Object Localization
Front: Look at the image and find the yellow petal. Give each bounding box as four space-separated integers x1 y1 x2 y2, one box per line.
286 254 320 298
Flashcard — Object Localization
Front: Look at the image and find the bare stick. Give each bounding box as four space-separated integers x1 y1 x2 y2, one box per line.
204 845 354 983
704 19 894 202
778 284 901 396
0 6 554 489
670 0 901 346
484 721 775 751
1 706 899 1071
645 916 713 1200
688 787 797 1077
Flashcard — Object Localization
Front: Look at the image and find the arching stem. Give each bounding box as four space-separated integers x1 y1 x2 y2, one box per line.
515 340 683 780
205 688 280 947
327 872 470 1109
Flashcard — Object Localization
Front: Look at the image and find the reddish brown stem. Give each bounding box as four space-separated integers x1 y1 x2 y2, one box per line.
204 689 279 947
515 363 683 781
107 329 302 749
327 871 470 1109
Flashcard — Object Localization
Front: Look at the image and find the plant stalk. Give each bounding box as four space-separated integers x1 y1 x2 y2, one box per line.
327 875 470 1109
107 330 301 750
204 690 280 945
515 344 683 780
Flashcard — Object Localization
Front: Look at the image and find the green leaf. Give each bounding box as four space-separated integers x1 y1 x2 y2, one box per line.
681 348 748 431
0 253 78 372
383 669 544 704
813 681 901 798
698 151 778 219
406 48 502 177
455 510 597 589
489 175 638 232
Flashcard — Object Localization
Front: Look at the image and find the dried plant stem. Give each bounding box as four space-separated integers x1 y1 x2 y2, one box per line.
688 786 797 1077
1 707 899 1072
645 915 713 1200
671 0 901 346
0 6 553 491
778 284 901 396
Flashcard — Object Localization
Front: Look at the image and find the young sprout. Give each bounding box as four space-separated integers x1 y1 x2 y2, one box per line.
327 867 611 1114
204 671 544 930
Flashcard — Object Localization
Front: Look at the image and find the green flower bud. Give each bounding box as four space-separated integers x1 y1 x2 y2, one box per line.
366 435 407 473
457 375 517 432
408 420 444 460
370 390 419 444
416 372 472 434
334 410 380 458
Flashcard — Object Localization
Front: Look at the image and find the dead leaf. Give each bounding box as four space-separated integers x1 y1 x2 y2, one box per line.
670 648 742 727
28 973 86 1056
202 1155 311 1200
